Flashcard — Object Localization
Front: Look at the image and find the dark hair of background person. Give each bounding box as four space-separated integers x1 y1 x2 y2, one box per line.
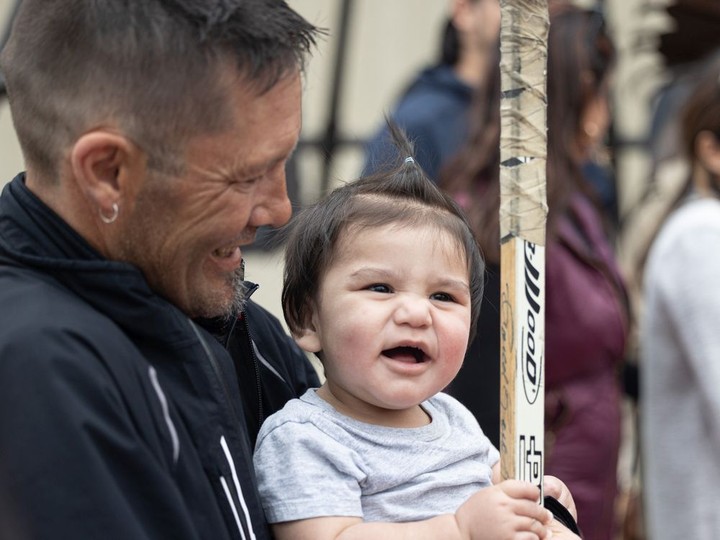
658 0 720 67
439 16 463 66
438 0 483 67
677 50 720 186
440 2 615 264
0 0 319 183
636 48 720 276
282 121 485 344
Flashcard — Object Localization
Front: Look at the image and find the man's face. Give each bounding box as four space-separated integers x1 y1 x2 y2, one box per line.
116 72 302 318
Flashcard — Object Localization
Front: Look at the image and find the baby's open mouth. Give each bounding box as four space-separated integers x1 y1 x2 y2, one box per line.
383 346 428 363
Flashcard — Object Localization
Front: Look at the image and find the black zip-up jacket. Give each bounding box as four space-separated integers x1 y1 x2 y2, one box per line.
0 174 319 540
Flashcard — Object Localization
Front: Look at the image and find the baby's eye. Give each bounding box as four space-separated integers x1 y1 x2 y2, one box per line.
431 292 455 302
368 283 392 293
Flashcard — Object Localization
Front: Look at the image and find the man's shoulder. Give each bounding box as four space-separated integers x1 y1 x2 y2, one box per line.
0 266 124 343
0 266 145 390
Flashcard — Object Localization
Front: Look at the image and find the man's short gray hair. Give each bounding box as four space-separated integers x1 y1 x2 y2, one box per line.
0 0 320 181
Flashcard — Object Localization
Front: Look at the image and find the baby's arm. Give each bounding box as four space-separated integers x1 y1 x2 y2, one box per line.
271 480 553 540
272 514 459 540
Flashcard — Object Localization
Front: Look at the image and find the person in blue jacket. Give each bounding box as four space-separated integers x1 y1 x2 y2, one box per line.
362 0 500 182
0 1 320 539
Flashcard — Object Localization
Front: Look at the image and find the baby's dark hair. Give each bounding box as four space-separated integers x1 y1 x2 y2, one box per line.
282 122 485 342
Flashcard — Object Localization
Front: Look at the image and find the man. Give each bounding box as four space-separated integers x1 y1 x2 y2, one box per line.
0 2 319 539
0 1 581 538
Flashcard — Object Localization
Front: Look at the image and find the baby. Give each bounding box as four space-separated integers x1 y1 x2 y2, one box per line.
254 124 576 540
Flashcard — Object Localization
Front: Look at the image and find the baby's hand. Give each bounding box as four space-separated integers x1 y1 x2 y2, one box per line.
455 480 553 539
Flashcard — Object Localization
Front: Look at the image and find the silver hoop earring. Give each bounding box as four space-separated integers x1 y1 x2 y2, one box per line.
99 202 119 224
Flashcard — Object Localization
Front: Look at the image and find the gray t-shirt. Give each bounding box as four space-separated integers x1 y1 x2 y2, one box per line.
253 389 499 523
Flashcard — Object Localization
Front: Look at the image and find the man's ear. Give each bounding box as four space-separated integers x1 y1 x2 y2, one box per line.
69 130 143 212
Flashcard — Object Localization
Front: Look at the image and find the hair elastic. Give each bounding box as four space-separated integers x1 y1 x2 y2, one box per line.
405 156 415 164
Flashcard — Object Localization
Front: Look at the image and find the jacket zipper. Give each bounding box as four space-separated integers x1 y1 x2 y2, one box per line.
238 313 264 428
189 320 241 426
188 320 255 540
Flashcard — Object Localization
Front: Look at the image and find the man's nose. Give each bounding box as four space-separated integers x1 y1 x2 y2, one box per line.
248 170 293 229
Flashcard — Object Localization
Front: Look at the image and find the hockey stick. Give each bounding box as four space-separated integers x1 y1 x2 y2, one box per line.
498 0 549 496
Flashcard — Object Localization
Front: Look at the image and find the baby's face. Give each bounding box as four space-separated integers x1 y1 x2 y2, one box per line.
296 222 471 426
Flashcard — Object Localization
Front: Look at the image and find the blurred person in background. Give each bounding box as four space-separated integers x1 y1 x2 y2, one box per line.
640 48 720 540
441 4 629 539
362 0 500 182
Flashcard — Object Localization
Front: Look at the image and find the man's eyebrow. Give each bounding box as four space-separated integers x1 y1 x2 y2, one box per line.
240 142 298 176
192 150 294 180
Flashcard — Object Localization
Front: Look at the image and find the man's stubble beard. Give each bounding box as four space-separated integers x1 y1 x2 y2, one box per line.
115 205 249 319
228 267 249 318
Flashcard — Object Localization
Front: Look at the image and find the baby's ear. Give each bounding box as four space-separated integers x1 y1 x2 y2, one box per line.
294 325 321 354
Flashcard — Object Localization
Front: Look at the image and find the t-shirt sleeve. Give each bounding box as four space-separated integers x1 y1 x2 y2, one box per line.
457 397 500 469
487 441 500 469
253 418 366 523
